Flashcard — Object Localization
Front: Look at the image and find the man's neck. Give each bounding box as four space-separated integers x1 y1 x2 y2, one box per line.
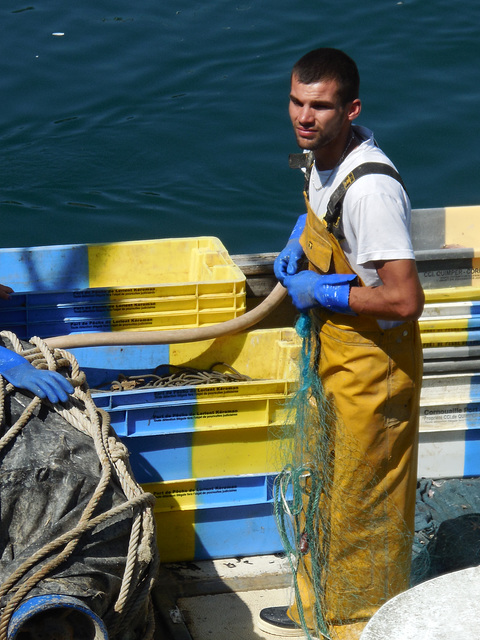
314 128 356 171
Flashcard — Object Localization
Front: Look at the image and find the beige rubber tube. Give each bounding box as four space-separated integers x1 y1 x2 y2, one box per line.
44 283 287 349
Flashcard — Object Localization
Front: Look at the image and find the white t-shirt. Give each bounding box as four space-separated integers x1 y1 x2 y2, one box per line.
308 124 414 289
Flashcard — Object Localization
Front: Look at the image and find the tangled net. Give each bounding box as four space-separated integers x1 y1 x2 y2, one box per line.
0 331 159 640
272 314 334 638
272 315 413 640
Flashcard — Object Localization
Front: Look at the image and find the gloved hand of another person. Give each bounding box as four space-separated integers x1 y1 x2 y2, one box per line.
274 214 307 284
0 347 73 403
0 284 13 300
283 271 358 314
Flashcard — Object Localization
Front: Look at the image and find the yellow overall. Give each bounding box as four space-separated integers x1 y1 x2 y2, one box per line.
287 202 423 639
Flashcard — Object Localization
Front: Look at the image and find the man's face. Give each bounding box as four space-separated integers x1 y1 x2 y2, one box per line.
288 74 352 152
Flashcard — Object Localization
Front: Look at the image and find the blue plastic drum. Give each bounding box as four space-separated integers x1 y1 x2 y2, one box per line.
7 594 108 640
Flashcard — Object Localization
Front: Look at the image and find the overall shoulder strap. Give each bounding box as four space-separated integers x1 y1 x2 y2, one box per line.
324 162 407 240
288 151 315 193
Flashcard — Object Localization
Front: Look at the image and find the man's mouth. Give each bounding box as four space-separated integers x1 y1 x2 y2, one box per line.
297 127 316 139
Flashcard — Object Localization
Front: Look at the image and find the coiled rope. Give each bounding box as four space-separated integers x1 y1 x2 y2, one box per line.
0 331 159 640
94 363 252 393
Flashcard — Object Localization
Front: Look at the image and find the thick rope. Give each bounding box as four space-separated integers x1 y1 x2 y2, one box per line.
0 331 159 640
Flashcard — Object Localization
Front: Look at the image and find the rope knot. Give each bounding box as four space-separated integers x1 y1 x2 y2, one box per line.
108 437 129 463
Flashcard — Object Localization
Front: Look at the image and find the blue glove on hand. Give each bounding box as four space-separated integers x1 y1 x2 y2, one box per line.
0 347 73 403
274 214 307 285
283 271 358 314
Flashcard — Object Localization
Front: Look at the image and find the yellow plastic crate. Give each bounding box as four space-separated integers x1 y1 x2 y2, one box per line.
424 287 480 303
86 236 246 290
80 328 301 483
0 236 246 339
143 474 285 562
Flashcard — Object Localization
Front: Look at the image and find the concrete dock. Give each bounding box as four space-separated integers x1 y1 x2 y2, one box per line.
153 554 480 640
153 554 295 640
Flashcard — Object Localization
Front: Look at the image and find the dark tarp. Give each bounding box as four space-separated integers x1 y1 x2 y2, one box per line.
0 387 148 638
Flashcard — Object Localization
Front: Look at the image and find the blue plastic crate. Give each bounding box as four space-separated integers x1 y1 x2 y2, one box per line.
143 473 290 562
0 306 243 340
69 331 299 482
0 236 246 338
91 380 290 482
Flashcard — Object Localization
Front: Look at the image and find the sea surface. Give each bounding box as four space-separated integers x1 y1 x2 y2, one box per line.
1 0 479 255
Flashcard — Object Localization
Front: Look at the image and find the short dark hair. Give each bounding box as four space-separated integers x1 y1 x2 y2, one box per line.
291 48 360 105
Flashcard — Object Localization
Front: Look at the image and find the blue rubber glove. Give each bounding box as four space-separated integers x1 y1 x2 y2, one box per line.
283 271 358 314
274 214 307 285
0 347 73 403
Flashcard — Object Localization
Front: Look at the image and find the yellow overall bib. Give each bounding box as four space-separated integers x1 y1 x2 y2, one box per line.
287 201 423 639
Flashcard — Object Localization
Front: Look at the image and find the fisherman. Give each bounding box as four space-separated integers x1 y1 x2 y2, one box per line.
258 48 424 639
0 282 73 402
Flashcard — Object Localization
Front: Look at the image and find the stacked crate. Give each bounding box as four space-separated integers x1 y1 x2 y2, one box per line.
0 237 246 337
3 208 480 558
71 329 300 562
413 206 480 478
0 235 301 562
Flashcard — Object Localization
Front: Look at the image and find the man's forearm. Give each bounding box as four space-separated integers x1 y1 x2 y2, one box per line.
348 259 424 321
349 285 424 321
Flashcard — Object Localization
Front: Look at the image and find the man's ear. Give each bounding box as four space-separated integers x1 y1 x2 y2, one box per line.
348 98 362 121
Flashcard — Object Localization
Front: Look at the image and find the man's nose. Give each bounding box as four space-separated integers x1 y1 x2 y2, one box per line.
298 106 314 124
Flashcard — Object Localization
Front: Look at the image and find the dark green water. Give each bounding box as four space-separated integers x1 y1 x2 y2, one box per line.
1 0 479 254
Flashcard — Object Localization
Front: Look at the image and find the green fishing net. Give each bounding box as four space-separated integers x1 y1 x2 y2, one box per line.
271 313 413 640
272 313 332 638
